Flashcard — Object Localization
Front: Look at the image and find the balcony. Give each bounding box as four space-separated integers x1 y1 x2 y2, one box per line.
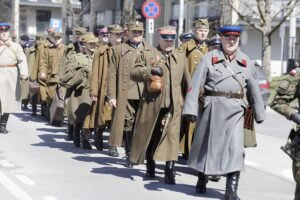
20 0 81 9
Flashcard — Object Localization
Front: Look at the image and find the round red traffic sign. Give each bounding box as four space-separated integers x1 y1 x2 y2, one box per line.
142 0 161 19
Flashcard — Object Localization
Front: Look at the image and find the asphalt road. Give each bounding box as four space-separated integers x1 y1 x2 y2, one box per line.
0 107 295 200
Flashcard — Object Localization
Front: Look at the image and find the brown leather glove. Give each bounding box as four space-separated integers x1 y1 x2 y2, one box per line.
147 75 163 93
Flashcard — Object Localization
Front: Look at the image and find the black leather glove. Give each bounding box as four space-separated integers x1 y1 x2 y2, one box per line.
184 114 197 123
151 66 163 77
290 112 300 125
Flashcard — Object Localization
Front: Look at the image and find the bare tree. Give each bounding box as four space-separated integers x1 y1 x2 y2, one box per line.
0 0 12 22
121 0 136 26
224 0 300 80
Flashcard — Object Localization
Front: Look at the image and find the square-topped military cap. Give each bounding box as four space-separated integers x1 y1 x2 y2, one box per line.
193 18 209 29
53 32 63 38
74 27 87 36
81 32 98 43
108 24 123 34
127 21 144 31
158 26 177 40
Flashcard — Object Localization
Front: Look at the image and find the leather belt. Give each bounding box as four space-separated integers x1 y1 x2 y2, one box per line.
205 91 244 99
0 64 17 67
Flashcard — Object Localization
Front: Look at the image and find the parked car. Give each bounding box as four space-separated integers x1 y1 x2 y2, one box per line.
253 61 270 109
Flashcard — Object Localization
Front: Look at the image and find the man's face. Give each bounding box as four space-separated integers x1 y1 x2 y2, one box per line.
85 42 96 52
109 33 122 45
221 34 240 55
159 38 175 52
128 30 144 44
0 29 10 42
98 33 109 44
54 36 63 46
193 28 209 42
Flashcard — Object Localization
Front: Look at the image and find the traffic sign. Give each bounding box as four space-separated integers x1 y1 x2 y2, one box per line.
50 18 62 32
142 0 161 19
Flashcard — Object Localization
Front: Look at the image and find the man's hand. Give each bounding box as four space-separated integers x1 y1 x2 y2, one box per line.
183 114 197 123
91 95 97 102
39 72 46 80
109 99 117 108
290 112 300 124
20 75 28 80
151 66 163 77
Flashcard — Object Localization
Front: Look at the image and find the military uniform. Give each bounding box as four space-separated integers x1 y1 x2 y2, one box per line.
0 22 28 133
107 21 154 162
89 25 123 151
178 19 209 158
65 27 87 58
61 32 96 149
182 26 265 199
39 32 65 103
270 74 300 200
129 26 191 184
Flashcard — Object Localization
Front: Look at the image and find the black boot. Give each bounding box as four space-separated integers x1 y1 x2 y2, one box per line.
146 157 156 178
124 131 133 168
164 161 176 184
224 171 240 200
195 172 208 193
108 145 119 157
41 102 47 117
82 129 92 150
0 113 9 134
66 122 73 141
31 104 37 116
94 127 103 151
73 123 81 148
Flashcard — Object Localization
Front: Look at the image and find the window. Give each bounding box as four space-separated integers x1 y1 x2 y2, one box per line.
36 10 51 33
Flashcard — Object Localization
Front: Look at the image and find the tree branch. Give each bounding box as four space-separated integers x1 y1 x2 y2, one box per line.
256 0 266 24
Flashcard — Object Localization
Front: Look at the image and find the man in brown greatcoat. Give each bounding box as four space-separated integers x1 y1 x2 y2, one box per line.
39 32 66 122
129 26 190 184
107 21 154 167
178 18 210 159
89 24 123 151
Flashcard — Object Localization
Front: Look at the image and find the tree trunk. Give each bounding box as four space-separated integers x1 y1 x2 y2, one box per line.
262 34 272 81
121 0 135 26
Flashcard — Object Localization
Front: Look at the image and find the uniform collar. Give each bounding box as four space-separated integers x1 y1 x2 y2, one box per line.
211 47 247 67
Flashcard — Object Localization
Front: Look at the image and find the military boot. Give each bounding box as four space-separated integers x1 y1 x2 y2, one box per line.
164 161 176 184
146 155 156 178
124 131 133 168
94 126 103 151
66 122 73 141
82 129 92 150
0 113 9 134
31 104 37 116
73 123 81 148
195 172 208 193
108 145 119 157
224 171 240 200
41 102 47 117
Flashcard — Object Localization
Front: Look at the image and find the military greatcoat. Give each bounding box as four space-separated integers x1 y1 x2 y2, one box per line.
0 40 28 113
178 38 208 156
89 44 112 127
39 43 65 102
107 41 154 147
61 52 94 124
182 48 265 174
129 48 191 164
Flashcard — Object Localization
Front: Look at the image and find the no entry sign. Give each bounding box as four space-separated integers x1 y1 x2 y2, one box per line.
142 0 161 19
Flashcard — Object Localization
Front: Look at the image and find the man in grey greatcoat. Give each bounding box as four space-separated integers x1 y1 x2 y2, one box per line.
182 25 265 200
0 22 28 133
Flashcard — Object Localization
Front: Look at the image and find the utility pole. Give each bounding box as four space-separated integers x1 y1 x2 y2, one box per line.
89 0 95 32
12 0 19 39
62 0 67 42
177 0 184 45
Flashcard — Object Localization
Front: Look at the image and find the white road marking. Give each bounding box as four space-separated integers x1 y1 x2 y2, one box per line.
0 159 15 168
15 174 36 186
42 196 58 200
245 159 260 167
282 169 294 181
0 171 33 200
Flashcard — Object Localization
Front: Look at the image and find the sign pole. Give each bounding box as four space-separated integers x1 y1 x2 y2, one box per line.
147 19 154 46
142 0 160 46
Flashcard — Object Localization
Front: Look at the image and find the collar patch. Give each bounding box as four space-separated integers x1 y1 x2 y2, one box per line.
212 56 218 65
